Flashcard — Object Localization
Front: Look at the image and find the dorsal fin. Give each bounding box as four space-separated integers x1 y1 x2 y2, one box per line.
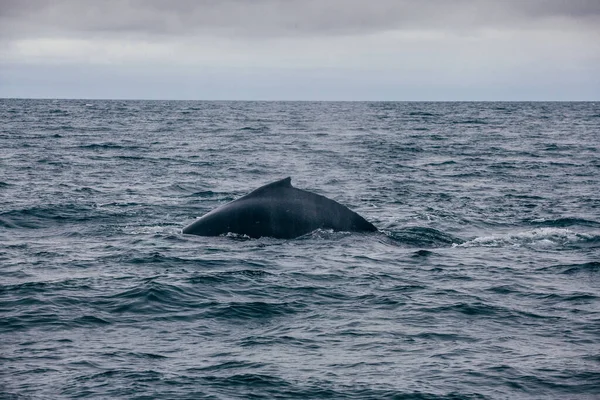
266 177 292 189
247 177 293 196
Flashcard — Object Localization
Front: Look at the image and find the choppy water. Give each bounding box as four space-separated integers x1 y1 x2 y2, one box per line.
1 99 599 399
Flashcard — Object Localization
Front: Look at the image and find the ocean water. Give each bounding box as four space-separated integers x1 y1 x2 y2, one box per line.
1 99 599 399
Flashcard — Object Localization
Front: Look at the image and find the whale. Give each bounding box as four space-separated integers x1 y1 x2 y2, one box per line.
182 177 377 239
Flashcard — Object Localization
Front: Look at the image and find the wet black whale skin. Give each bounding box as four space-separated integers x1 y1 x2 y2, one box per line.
183 177 377 239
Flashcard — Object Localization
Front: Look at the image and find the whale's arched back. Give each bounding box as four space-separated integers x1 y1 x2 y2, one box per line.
182 177 377 239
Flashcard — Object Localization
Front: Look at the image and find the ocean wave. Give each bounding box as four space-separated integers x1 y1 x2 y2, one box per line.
78 143 141 150
455 228 597 248
385 227 464 247
526 217 600 228
0 204 102 228
187 190 231 199
101 280 208 315
456 119 488 124
0 216 19 228
188 269 273 285
408 111 437 117
239 126 269 132
203 301 300 320
538 262 600 275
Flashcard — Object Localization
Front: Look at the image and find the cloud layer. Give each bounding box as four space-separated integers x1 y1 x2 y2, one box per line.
1 0 599 99
2 0 600 39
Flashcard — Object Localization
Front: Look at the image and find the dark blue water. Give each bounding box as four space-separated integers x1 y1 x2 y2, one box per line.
1 99 599 399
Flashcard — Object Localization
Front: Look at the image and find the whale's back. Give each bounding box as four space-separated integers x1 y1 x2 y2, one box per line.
183 177 377 239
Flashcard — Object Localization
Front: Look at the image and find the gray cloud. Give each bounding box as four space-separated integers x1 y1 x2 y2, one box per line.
2 0 599 40
1 0 598 100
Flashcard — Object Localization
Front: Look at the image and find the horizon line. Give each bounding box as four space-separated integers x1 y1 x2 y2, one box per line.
1 97 597 103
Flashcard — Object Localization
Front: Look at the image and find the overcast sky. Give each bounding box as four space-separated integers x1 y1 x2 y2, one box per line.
1 0 599 100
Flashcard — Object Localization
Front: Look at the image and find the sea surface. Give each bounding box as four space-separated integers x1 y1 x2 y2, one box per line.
1 99 599 399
